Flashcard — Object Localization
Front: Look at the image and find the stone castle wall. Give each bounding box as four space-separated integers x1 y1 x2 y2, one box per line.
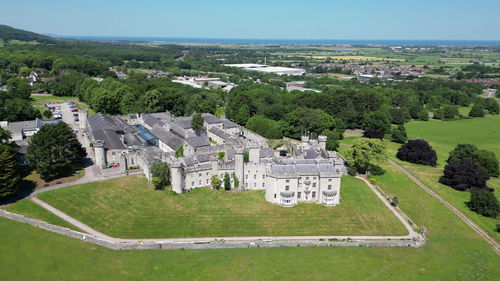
0 209 425 251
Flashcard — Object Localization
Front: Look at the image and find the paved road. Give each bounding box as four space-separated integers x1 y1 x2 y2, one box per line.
387 159 500 255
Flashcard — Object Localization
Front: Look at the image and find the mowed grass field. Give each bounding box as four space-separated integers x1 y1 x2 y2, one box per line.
21 176 408 238
2 157 500 279
340 116 500 242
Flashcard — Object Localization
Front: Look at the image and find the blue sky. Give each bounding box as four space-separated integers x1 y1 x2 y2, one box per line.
3 0 500 40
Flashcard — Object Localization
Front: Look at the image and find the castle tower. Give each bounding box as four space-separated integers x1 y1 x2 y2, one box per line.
171 161 184 194
79 109 88 130
119 153 127 173
94 140 106 168
235 146 245 192
301 135 310 152
318 135 327 151
210 155 219 178
249 142 260 164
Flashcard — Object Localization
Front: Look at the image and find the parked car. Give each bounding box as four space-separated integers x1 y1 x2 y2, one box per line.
74 116 79 122
71 108 78 112
54 114 62 119
73 113 78 116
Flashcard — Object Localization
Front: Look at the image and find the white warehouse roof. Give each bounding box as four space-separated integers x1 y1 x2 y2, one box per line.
224 64 306 75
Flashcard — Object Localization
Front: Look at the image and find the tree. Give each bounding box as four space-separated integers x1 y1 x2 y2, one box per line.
466 189 500 218
175 145 184 158
391 125 407 143
391 197 399 207
151 161 170 190
433 108 444 120
0 127 19 153
26 122 86 180
0 146 20 198
243 151 249 163
446 144 478 164
218 151 225 162
417 109 429 121
224 172 231 191
396 139 437 166
42 109 53 119
471 150 500 177
439 161 491 192
442 105 459 119
363 129 384 140
362 111 391 133
321 129 340 151
345 138 387 173
468 104 484 118
233 172 239 188
191 113 204 136
211 175 221 190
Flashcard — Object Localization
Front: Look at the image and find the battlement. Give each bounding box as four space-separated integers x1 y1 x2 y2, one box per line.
234 146 245 154
318 135 327 142
170 161 183 168
301 136 309 143
94 140 105 148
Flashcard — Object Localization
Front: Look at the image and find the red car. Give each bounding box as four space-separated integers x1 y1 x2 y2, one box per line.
73 113 79 117
71 109 78 112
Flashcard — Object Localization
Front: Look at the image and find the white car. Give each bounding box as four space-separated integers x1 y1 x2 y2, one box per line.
54 114 62 119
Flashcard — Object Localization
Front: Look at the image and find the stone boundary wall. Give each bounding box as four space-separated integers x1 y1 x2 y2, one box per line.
0 209 425 251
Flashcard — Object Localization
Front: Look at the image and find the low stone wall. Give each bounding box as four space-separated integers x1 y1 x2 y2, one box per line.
0 209 425 251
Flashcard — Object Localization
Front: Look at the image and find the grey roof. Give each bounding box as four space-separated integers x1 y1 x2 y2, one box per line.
209 127 231 141
150 125 185 151
280 191 295 196
172 118 192 129
222 119 237 129
129 114 137 119
150 112 171 121
112 116 136 134
185 136 211 148
202 113 222 124
271 165 297 174
259 147 274 158
323 190 338 196
143 114 165 128
123 132 147 147
184 157 195 167
304 147 319 159
196 153 217 163
271 163 337 174
226 148 235 160
92 129 126 149
88 113 120 132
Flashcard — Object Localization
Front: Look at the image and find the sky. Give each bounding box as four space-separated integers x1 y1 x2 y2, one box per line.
2 0 500 40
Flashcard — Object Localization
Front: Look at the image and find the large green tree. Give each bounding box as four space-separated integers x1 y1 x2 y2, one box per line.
151 161 170 190
362 111 391 133
191 113 204 136
345 138 387 173
0 146 20 198
27 122 86 180
466 189 500 218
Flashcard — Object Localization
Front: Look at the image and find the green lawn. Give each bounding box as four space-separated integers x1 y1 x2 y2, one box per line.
30 95 76 106
28 175 407 238
2 160 500 279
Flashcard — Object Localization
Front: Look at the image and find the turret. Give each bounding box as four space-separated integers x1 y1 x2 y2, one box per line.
249 142 260 163
79 109 88 130
235 146 245 192
210 155 219 177
171 161 184 194
318 135 327 150
94 140 106 168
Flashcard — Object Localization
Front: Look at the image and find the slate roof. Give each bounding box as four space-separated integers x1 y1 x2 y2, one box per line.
209 127 231 141
123 132 147 147
202 113 222 124
92 129 126 149
143 114 165 128
185 136 211 148
184 157 195 167
88 113 120 132
259 147 274 158
150 125 185 151
173 118 192 129
271 164 337 174
112 116 136 134
196 153 217 163
222 119 237 129
304 147 319 159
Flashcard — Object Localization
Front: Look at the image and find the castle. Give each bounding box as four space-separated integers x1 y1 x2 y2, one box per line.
80 109 347 207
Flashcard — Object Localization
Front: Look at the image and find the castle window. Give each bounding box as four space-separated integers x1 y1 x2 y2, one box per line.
199 173 202 177
199 180 201 186
262 183 265 187
262 174 265 179
131 158 134 165
245 175 248 180
245 183 248 188
299 177 302 180
328 179 332 182
231 174 233 178
206 172 209 176
285 186 289 191
286 180 289 183
191 181 194 187
313 183 317 188
191 175 194 179
254 183 256 188
306 177 309 180
328 185 332 190
298 192 301 198
254 174 257 179
298 183 302 188
207 179 209 184
312 191 316 198
313 177 317 180
274 194 276 198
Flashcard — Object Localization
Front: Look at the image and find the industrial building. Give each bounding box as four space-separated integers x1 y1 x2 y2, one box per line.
224 63 306 76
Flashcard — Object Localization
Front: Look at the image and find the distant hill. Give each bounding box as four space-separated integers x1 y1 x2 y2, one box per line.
0 25 56 44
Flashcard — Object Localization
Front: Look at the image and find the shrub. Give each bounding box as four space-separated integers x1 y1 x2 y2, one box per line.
466 189 500 218
391 197 399 206
439 161 492 192
362 129 384 140
391 125 407 143
370 178 376 185
496 224 500 233
396 139 437 166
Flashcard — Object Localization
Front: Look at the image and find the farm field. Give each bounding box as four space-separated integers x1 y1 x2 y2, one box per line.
2 157 500 279
24 176 408 238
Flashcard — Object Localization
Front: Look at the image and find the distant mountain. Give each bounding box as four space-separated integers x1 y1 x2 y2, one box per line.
0 25 56 44
41 33 57 37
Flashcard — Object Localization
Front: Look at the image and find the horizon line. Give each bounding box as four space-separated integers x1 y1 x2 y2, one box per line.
54 36 500 41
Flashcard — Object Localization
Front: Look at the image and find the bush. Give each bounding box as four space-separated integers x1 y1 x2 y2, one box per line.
396 139 437 166
347 166 358 176
466 189 500 218
439 161 492 192
363 129 384 140
391 197 399 206
370 178 376 185
497 224 500 233
391 125 407 143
